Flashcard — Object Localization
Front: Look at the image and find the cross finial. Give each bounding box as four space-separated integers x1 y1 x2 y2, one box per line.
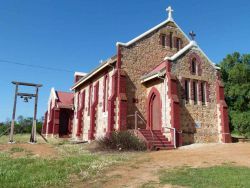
189 30 196 40
166 6 174 21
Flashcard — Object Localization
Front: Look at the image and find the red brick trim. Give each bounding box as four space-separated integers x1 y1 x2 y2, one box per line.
107 70 117 135
48 108 54 134
77 91 85 137
216 79 231 143
53 108 60 135
116 46 128 131
89 81 99 140
88 84 92 116
165 60 182 146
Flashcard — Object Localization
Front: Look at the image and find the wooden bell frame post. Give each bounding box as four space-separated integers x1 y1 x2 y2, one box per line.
9 81 42 144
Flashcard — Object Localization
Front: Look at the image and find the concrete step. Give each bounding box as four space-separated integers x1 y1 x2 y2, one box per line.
155 145 175 150
151 140 171 145
143 138 169 143
142 135 168 140
153 143 173 147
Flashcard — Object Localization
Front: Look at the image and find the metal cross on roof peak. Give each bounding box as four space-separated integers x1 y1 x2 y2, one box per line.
189 30 196 40
166 6 174 21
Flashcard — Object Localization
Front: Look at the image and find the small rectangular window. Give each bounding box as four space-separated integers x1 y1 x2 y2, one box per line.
193 81 198 105
201 82 206 105
176 38 182 51
169 32 173 48
161 34 166 47
184 80 190 103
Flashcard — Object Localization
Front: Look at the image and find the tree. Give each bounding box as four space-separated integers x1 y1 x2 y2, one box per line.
0 116 43 134
219 52 250 137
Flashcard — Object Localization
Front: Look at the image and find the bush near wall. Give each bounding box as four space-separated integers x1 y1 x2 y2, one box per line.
97 131 147 151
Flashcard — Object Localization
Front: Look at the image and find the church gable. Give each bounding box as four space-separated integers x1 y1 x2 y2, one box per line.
158 22 189 52
120 21 189 55
172 48 217 81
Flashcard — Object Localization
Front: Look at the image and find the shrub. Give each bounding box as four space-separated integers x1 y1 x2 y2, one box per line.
97 131 146 151
0 125 10 135
230 111 250 138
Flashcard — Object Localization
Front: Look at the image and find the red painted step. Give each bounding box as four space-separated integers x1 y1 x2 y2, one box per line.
138 129 175 151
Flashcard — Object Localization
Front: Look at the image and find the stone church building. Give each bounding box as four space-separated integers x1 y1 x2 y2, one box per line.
44 7 231 149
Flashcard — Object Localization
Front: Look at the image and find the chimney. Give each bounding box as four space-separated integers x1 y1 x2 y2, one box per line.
74 72 87 83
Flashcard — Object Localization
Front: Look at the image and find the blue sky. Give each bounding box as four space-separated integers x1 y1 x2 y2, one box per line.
0 0 249 122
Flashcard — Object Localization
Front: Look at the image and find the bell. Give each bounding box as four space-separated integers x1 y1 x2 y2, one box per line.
24 97 29 103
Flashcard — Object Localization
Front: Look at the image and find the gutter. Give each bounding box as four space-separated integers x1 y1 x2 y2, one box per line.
71 57 116 90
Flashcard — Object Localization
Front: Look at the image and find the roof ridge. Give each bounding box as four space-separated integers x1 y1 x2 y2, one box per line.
116 19 191 47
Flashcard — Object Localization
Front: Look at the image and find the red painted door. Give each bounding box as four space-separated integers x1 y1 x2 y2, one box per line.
150 93 161 130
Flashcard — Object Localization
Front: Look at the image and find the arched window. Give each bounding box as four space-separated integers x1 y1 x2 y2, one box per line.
189 53 202 76
191 58 197 74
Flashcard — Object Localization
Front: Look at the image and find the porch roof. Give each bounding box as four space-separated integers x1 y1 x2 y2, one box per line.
140 62 167 83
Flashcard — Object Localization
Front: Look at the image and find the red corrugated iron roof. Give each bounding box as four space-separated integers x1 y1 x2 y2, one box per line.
56 91 74 109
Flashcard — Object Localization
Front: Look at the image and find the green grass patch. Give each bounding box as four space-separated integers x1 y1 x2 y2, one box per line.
0 135 134 188
0 134 47 144
10 147 25 153
0 151 129 188
159 165 250 188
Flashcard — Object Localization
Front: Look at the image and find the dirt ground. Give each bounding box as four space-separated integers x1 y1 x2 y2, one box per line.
0 143 58 158
83 143 250 188
1 141 250 187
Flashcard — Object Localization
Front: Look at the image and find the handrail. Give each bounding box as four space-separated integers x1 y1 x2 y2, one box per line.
163 126 176 149
134 111 154 142
134 111 146 130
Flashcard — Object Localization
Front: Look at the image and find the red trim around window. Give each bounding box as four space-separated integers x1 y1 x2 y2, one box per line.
88 84 92 116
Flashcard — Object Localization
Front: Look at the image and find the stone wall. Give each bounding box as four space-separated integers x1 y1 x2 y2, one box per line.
171 49 219 144
72 67 115 141
121 22 189 129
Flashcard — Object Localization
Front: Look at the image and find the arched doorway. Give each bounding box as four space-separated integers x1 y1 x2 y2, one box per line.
147 87 162 130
